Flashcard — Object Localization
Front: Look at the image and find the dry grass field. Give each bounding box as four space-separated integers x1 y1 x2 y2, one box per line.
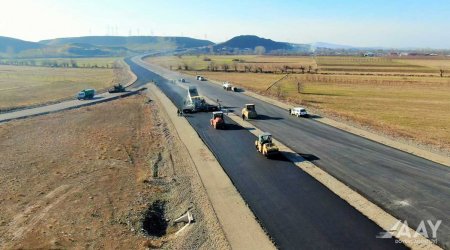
0 95 227 249
0 57 123 68
148 55 315 72
146 55 450 151
0 58 131 111
148 55 448 75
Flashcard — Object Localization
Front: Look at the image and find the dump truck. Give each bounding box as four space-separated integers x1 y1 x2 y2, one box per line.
210 111 225 129
241 104 257 120
108 84 126 93
183 86 219 113
255 132 279 158
77 89 95 100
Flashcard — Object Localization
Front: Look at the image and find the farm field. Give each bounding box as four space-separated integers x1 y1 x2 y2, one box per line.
147 55 448 75
0 57 123 68
146 55 450 151
0 58 131 111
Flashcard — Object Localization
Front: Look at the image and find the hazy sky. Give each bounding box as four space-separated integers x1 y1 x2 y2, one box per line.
1 0 449 48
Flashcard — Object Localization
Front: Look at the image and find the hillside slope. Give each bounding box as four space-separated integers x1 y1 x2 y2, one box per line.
40 36 214 51
0 36 45 54
215 35 293 52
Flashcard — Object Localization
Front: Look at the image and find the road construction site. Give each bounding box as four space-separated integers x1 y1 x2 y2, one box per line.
0 54 448 249
127 56 421 249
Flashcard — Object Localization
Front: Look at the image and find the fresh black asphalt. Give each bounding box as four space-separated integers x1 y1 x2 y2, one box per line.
126 57 408 249
128 56 450 249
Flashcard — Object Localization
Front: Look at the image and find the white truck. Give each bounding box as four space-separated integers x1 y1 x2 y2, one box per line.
223 82 232 91
222 82 238 92
196 75 206 81
290 107 309 117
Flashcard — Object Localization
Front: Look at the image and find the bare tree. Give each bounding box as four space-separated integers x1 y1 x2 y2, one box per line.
222 64 230 72
208 61 216 71
244 65 253 72
232 62 238 72
254 46 266 55
300 66 305 74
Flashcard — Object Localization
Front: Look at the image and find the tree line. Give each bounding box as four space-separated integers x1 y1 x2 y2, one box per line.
0 59 119 69
171 61 319 74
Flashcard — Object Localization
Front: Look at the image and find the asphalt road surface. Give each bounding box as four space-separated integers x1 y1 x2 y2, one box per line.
0 89 143 123
127 57 411 249
131 56 450 249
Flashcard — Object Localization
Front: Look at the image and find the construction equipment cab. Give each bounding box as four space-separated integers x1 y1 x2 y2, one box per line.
210 111 225 129
255 132 279 158
241 104 257 119
108 84 126 93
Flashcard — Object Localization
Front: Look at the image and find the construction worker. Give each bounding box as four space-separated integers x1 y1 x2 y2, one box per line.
288 108 291 114
177 109 180 116
242 114 245 120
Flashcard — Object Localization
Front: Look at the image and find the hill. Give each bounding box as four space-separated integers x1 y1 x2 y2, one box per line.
215 35 293 52
40 36 214 52
0 36 45 54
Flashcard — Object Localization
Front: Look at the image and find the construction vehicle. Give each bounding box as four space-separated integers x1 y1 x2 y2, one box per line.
223 82 239 92
77 89 95 100
196 75 206 81
255 132 279 158
241 104 257 119
290 107 309 117
223 82 232 91
210 111 225 129
108 84 126 93
183 86 219 113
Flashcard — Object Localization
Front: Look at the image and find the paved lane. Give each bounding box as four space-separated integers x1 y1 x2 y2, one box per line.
127 57 406 249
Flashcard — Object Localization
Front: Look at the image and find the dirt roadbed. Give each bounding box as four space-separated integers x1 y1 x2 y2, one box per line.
0 94 228 249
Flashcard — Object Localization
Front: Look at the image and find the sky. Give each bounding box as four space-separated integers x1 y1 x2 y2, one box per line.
1 0 449 48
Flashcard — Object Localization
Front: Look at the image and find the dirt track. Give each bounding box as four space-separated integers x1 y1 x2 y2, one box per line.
0 95 228 249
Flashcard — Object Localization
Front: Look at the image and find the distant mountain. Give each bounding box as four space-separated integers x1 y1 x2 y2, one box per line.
0 36 45 54
215 35 293 52
39 36 214 52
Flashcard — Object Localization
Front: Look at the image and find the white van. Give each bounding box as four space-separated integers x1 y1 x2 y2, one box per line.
290 107 308 117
